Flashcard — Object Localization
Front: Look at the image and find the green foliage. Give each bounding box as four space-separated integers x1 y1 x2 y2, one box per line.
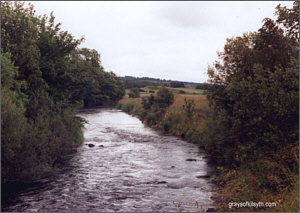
1 52 28 105
128 87 140 98
116 103 123 110
141 94 155 110
204 2 299 168
163 120 171 133
275 1 299 41
186 129 196 141
121 102 135 113
1 1 124 183
146 112 156 126
182 98 195 118
170 82 185 88
154 86 174 109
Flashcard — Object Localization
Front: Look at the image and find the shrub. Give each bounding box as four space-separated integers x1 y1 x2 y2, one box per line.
128 87 140 98
141 94 154 110
182 98 195 117
121 102 134 113
186 129 195 141
154 86 174 109
139 110 148 120
116 103 122 110
146 112 156 126
163 120 171 133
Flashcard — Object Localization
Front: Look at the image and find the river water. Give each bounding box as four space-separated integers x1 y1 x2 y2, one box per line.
2 108 216 212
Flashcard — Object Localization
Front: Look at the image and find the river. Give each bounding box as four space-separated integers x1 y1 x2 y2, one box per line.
2 108 217 212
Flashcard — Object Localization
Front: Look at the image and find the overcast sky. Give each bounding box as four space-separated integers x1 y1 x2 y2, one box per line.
29 1 294 83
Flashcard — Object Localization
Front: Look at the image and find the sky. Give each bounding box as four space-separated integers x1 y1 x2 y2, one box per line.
28 1 295 83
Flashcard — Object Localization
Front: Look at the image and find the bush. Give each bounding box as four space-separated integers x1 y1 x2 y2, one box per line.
146 112 156 126
154 86 174 109
182 98 195 117
128 87 140 98
163 120 171 133
186 129 195 141
121 102 134 113
141 94 154 110
139 110 148 120
116 103 122 110
1 90 85 182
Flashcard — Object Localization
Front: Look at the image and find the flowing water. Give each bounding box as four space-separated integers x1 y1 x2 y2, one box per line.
2 108 217 212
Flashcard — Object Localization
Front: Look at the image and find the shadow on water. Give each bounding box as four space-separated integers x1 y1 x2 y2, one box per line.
2 108 217 212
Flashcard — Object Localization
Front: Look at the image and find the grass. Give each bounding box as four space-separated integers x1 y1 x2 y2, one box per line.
117 93 299 212
125 86 205 96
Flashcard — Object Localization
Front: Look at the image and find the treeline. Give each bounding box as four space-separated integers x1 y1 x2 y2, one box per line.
1 1 125 183
123 80 160 89
118 2 299 211
120 75 207 89
199 2 299 210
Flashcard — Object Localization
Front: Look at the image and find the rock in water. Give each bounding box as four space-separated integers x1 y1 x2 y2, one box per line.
196 175 210 179
88 144 95 147
206 207 215 212
26 209 39 212
186 158 197 161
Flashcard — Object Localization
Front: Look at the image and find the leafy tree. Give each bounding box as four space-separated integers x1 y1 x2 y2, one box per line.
129 87 140 98
1 1 45 94
170 82 185 88
141 94 155 110
204 2 299 167
1 1 125 183
154 86 174 109
183 98 195 118
1 52 27 105
275 1 299 41
37 11 84 106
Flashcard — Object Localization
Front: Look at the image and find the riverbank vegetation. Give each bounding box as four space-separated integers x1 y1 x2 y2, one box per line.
118 2 299 211
1 1 125 183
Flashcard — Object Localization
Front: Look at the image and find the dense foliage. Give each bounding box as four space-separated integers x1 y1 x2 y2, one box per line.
128 87 140 98
203 1 299 167
118 2 299 211
199 2 299 209
1 1 125 182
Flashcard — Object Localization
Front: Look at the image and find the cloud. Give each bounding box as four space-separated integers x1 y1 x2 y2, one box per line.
154 1 219 29
28 1 295 83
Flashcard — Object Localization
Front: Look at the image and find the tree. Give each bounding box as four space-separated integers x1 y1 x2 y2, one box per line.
204 2 299 166
129 87 140 98
275 1 299 41
0 1 124 182
1 1 45 94
154 86 174 109
142 94 155 110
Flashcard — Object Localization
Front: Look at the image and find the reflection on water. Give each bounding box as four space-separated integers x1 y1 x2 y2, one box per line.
2 108 216 212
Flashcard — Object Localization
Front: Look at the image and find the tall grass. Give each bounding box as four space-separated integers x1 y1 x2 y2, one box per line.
117 93 299 212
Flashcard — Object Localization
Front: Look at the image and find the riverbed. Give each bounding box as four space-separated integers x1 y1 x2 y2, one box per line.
2 108 216 212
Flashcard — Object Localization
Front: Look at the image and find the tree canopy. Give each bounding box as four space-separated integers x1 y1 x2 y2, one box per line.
203 1 299 169
1 1 125 183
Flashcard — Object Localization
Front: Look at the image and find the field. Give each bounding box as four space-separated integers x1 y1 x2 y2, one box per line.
117 90 299 212
125 86 205 97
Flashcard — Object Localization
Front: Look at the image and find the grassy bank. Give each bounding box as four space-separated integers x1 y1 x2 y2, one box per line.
117 92 299 212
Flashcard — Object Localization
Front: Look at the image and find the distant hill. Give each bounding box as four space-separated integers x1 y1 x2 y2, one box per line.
120 76 213 90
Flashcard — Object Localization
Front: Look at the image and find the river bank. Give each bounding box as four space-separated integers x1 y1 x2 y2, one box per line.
2 108 217 212
118 95 299 212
